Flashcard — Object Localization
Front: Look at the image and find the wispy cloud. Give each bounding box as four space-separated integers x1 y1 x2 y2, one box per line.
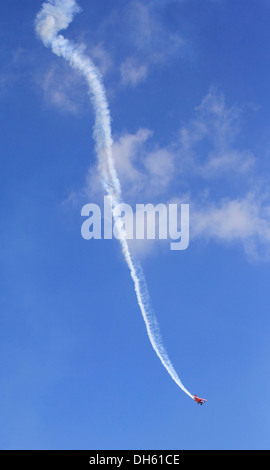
118 0 187 86
85 128 177 201
71 86 270 260
0 47 36 95
120 57 148 86
37 62 83 113
88 43 113 76
0 44 92 114
191 192 270 260
178 88 256 178
111 89 256 197
125 1 186 60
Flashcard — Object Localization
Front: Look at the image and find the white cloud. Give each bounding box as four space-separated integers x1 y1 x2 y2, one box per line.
125 1 186 61
178 88 256 178
36 62 84 114
88 43 113 76
112 128 151 186
73 88 270 261
84 89 258 199
109 89 256 198
144 148 175 192
120 57 148 86
110 129 176 199
191 193 270 259
119 0 186 87
84 127 177 208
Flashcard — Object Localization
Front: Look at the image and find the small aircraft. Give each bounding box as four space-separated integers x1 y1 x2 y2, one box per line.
193 395 207 406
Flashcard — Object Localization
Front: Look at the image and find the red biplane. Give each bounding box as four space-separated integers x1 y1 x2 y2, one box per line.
193 395 207 406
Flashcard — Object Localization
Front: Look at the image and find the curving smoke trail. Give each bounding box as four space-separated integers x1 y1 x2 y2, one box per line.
35 0 194 400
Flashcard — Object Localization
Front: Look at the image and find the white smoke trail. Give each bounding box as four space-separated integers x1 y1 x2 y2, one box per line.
35 0 194 400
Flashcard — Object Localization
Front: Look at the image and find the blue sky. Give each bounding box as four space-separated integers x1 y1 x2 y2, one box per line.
1 0 270 450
